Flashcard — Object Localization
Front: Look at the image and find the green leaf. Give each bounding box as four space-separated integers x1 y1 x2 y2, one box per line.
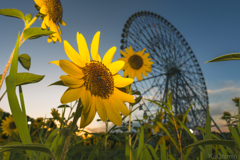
205 53 240 63
49 80 66 87
137 125 144 159
18 54 31 71
0 8 25 20
145 99 171 114
132 90 141 96
130 96 142 106
160 139 167 160
157 122 180 152
203 107 212 160
146 144 158 160
140 145 152 160
6 72 44 86
184 147 193 160
0 143 55 160
228 126 240 148
177 120 204 152
185 139 236 149
57 104 70 108
23 27 54 40
228 114 240 119
6 32 32 158
25 13 32 23
125 135 130 160
183 101 195 124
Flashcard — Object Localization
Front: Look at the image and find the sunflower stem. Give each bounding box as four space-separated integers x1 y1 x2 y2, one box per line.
128 83 133 160
0 15 37 90
105 121 108 160
0 90 7 102
60 100 82 160
172 115 183 160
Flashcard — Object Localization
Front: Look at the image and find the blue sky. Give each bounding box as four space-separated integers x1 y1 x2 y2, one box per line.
0 0 240 133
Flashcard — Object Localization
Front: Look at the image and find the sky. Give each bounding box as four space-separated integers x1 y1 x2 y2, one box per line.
0 0 240 133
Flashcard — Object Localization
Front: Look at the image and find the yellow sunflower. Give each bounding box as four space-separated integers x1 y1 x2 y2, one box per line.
157 135 172 150
1 116 18 136
32 117 44 129
34 0 66 43
153 109 165 133
46 119 56 129
119 46 154 81
51 108 62 121
50 31 135 128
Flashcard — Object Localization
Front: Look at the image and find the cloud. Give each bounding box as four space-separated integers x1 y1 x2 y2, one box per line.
207 80 240 132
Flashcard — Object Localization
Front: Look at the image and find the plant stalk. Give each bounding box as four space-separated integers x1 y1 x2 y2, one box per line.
60 100 82 160
128 83 133 160
0 16 37 90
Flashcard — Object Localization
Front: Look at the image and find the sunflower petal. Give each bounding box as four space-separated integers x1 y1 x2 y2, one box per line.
96 98 107 122
39 5 47 14
102 46 116 67
59 60 83 78
104 98 122 126
81 89 91 114
109 61 125 75
141 68 148 77
34 0 46 7
136 71 143 81
91 31 100 61
77 32 90 64
80 98 96 128
114 74 133 88
60 20 66 26
49 60 59 66
143 53 150 59
64 40 84 67
60 75 84 88
112 95 129 116
119 50 129 58
128 69 136 79
114 88 135 103
60 87 83 103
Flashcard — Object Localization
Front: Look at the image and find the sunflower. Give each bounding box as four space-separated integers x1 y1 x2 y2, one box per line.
34 0 66 43
157 135 172 150
32 117 44 129
46 119 56 128
0 133 8 144
119 46 154 81
1 116 18 136
51 108 62 121
50 31 135 128
153 109 165 133
84 140 92 146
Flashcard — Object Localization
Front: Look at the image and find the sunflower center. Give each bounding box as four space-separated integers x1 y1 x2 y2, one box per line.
128 55 143 70
82 61 114 99
46 0 63 23
9 122 16 130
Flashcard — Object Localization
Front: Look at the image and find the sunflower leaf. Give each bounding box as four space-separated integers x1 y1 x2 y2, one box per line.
57 104 70 108
23 27 54 40
130 96 142 106
18 54 31 71
205 53 240 63
0 8 25 20
132 90 141 96
48 80 66 87
6 72 44 86
185 139 236 149
0 143 56 160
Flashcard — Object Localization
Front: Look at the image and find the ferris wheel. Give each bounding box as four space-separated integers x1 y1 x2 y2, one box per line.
120 11 223 135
